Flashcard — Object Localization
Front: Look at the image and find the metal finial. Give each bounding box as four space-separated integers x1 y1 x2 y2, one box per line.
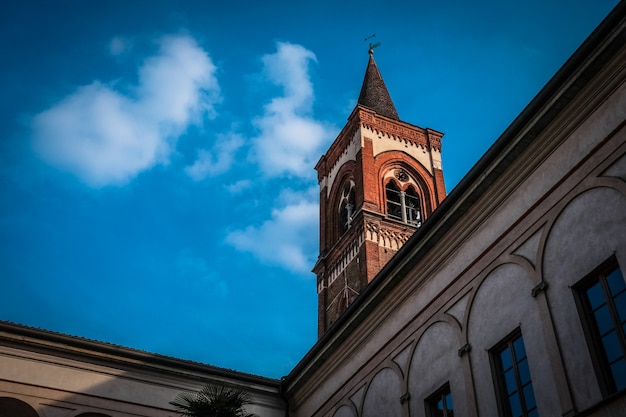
364 34 381 54
369 41 381 54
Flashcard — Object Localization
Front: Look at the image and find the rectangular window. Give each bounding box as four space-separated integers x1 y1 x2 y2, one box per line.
576 259 626 395
425 383 454 417
491 330 538 417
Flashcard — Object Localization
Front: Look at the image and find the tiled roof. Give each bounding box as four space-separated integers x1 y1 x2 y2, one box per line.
357 51 399 120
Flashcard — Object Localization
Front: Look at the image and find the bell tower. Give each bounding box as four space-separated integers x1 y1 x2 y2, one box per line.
314 48 446 337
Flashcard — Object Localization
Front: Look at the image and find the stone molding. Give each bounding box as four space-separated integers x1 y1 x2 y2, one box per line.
359 109 442 152
365 219 414 250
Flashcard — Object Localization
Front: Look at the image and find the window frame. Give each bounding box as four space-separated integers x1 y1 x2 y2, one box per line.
404 185 422 227
574 256 626 397
385 179 403 221
384 178 423 226
425 382 454 417
489 328 537 417
336 179 356 237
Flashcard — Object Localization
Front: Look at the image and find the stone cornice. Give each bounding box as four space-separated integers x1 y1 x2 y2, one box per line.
358 107 443 152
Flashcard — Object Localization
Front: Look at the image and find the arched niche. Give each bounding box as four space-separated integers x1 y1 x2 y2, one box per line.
362 367 403 417
332 404 357 417
467 262 560 417
327 167 357 244
0 397 39 417
408 320 467 417
375 153 435 217
542 187 626 410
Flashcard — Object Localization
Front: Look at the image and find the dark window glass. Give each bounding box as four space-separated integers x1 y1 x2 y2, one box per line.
615 292 626 321
405 185 422 227
578 261 626 395
385 181 423 226
385 180 402 220
492 331 537 417
426 383 454 417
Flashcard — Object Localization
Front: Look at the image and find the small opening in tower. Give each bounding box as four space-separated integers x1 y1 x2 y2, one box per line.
386 180 422 227
405 185 422 227
385 180 402 221
339 182 356 235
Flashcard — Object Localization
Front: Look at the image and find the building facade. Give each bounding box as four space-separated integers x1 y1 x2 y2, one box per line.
1 3 626 417
284 4 626 416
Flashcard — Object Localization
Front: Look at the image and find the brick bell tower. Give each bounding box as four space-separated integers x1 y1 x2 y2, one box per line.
313 48 446 337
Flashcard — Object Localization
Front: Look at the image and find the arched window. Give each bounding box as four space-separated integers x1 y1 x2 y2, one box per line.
405 185 422 227
385 180 402 221
338 181 356 235
386 180 422 227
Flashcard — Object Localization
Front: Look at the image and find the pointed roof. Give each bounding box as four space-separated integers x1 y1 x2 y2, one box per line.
357 50 399 120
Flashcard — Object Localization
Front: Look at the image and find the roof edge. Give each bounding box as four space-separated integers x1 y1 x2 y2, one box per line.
0 320 281 388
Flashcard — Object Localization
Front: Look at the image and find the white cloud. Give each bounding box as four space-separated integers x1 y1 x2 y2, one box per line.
252 42 333 178
225 189 319 274
33 35 220 187
185 132 244 181
225 179 252 194
227 42 330 271
137 36 220 124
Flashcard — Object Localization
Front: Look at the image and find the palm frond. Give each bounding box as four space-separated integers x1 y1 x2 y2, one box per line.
170 384 256 417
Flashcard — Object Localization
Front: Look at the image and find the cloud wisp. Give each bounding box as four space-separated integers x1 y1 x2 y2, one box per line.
33 35 220 187
226 189 319 274
185 132 244 181
251 42 332 178
224 42 331 274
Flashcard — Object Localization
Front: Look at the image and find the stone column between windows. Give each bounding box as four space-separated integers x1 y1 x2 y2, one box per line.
400 191 407 223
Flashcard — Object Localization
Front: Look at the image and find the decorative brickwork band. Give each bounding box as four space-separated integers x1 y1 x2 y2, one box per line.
365 219 414 250
358 109 443 152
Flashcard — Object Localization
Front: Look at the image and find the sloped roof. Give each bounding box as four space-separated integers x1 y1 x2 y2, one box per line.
357 51 400 120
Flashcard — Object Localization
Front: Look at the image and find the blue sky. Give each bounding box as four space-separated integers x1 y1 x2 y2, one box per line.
0 0 619 378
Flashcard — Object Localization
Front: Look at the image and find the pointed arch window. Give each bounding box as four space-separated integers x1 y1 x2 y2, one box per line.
339 181 356 235
386 180 403 221
405 185 422 227
386 180 422 227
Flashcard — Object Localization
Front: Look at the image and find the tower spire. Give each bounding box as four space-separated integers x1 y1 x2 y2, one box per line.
356 47 399 120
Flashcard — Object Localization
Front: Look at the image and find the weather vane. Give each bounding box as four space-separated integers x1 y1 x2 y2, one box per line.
364 34 381 54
